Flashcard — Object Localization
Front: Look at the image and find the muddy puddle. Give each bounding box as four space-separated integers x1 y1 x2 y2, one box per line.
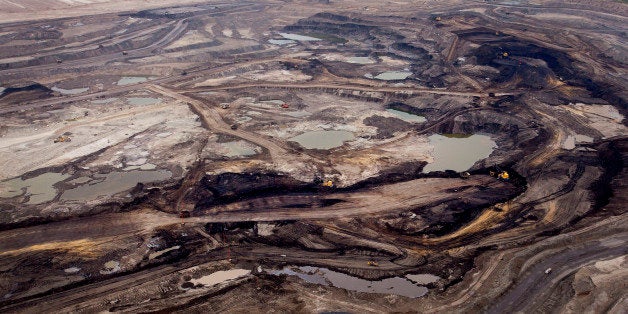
279 32 321 41
190 269 251 287
406 274 441 285
289 130 355 149
117 76 148 86
60 169 171 201
220 141 260 157
386 109 426 123
91 98 118 104
124 163 157 171
346 57 375 64
270 266 430 298
268 39 296 45
0 172 70 205
126 97 161 106
423 134 496 173
51 86 89 95
373 71 412 80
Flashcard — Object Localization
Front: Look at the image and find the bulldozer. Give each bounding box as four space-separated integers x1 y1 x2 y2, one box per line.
53 135 71 143
367 261 379 267
322 180 334 188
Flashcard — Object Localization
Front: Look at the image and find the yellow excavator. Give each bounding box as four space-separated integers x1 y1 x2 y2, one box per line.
322 180 334 188
498 171 510 180
490 166 509 181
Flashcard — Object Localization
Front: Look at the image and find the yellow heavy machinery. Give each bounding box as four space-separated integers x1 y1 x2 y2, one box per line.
53 135 71 143
490 166 509 181
498 171 510 180
322 180 334 187
367 261 379 267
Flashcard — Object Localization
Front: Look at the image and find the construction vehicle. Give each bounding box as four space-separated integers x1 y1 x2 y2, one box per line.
460 171 471 179
435 16 442 21
53 135 71 143
281 103 290 109
502 52 509 57
322 180 334 187
498 171 510 180
367 261 379 267
490 166 510 181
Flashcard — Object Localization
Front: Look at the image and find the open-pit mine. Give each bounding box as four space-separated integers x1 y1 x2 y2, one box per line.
0 0 626 313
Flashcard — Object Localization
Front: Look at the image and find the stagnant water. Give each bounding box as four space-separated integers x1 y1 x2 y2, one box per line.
346 57 375 64
117 76 148 86
126 97 161 106
52 86 89 95
270 266 431 298
374 71 412 80
268 39 296 45
60 169 171 201
0 172 70 205
279 33 321 41
423 134 496 173
406 274 441 285
289 130 355 149
221 141 259 157
386 109 426 123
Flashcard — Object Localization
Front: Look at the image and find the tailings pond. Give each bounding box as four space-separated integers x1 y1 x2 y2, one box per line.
117 77 148 86
268 39 296 45
220 141 259 158
51 87 89 95
422 134 496 173
60 169 171 201
278 33 321 41
386 109 426 123
289 130 355 149
373 71 412 81
270 266 434 298
0 172 70 205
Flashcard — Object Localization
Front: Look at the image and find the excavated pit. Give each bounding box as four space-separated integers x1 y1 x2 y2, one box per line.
0 2 625 313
